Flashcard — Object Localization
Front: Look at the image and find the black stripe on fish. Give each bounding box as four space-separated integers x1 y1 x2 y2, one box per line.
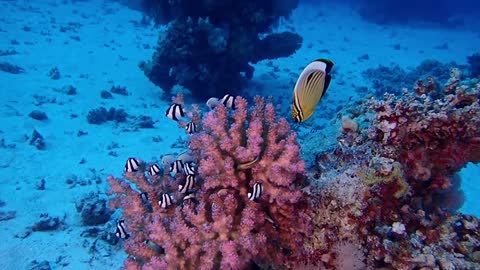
115 219 130 239
247 182 263 201
183 162 196 175
165 103 184 121
185 122 197 134
183 192 196 201
292 91 304 122
178 174 195 193
220 94 236 109
170 160 184 174
158 193 173 208
124 157 140 172
148 164 161 176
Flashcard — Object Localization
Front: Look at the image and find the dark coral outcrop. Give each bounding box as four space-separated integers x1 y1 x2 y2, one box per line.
139 0 302 99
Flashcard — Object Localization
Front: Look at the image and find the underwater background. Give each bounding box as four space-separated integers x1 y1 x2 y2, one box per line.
0 0 479 269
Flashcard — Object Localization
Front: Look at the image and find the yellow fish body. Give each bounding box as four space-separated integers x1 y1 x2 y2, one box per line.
292 59 334 122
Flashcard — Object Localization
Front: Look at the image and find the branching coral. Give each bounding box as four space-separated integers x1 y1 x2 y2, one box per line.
107 96 312 269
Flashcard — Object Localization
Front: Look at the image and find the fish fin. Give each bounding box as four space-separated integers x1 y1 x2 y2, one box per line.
315 58 334 74
322 75 332 98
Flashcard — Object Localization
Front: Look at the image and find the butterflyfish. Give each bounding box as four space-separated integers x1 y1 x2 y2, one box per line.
292 59 334 122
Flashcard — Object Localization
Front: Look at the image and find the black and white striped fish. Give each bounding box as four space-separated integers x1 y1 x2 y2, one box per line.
183 162 196 175
170 160 184 174
148 164 161 176
124 157 140 172
220 94 236 109
182 192 198 207
183 192 196 202
158 193 173 208
185 122 197 134
178 174 195 193
165 103 184 121
115 219 130 239
247 182 263 201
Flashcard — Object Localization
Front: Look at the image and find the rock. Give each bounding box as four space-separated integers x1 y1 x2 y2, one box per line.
0 210 16 221
27 260 51 270
75 192 112 226
47 67 60 80
29 129 46 150
30 213 65 231
0 62 25 74
29 110 48 121
100 90 113 99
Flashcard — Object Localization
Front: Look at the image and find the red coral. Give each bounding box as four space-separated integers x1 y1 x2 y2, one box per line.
371 80 480 195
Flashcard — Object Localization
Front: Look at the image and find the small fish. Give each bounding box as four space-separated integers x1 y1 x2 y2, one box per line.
183 192 196 201
140 192 149 204
185 122 197 134
144 239 164 254
247 182 263 201
140 192 153 212
158 193 173 208
165 103 184 121
115 219 130 239
178 174 195 193
124 157 140 172
220 94 236 109
183 162 196 175
292 58 334 122
148 164 161 176
170 160 184 174
236 156 260 170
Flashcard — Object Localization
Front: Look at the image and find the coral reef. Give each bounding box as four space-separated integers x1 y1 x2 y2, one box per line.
139 0 302 99
299 72 480 269
107 97 312 269
467 53 480 78
363 59 461 96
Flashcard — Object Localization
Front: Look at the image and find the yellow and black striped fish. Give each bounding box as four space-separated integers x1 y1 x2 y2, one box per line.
292 59 334 122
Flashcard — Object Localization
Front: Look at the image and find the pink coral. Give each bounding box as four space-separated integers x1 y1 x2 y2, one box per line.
107 96 312 269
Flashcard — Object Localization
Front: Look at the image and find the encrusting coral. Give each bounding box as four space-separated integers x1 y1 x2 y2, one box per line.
298 71 480 269
107 96 312 269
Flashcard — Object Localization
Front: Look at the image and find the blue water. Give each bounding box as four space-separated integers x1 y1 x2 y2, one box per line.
0 0 479 269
